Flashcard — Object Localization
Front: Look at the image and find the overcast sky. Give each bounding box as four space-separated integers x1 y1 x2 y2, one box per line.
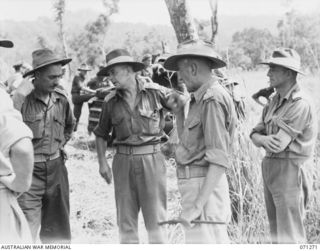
0 0 319 24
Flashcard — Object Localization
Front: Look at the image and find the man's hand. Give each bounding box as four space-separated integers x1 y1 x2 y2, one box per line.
99 162 112 184
179 205 202 227
260 135 282 153
166 91 188 113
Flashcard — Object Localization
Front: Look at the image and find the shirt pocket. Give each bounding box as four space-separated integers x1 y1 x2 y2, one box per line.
184 117 201 148
112 116 131 141
23 114 44 139
138 108 161 135
53 115 65 143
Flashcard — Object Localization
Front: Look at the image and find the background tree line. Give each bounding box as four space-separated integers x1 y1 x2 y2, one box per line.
1 0 319 81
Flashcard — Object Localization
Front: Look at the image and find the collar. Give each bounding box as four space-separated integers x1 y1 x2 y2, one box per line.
277 83 300 103
31 90 60 105
190 78 217 103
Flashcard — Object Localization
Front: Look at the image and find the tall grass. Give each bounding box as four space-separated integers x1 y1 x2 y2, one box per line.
165 70 320 243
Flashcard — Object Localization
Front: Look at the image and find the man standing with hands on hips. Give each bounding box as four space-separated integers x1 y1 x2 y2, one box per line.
18 48 75 243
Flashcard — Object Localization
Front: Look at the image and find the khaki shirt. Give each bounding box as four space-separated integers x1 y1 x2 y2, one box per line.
71 74 85 95
251 83 317 159
21 90 75 155
94 78 170 146
175 80 237 169
0 88 32 177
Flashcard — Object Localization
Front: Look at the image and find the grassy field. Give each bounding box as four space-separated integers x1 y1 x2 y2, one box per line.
66 70 320 244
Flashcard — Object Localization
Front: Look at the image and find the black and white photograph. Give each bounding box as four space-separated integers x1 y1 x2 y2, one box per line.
0 0 320 248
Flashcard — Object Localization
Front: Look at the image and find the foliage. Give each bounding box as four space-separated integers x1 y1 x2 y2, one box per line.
68 0 119 67
228 28 278 69
278 11 320 72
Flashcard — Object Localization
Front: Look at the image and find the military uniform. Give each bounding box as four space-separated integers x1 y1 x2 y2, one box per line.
251 84 317 243
71 74 93 128
175 81 236 243
18 89 75 243
94 78 169 243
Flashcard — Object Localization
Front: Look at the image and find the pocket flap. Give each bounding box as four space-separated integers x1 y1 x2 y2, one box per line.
187 117 200 129
54 115 65 126
24 114 43 123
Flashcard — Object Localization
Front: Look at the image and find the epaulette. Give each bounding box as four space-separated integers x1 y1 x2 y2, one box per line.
104 90 117 103
291 89 304 101
203 85 217 101
54 87 69 98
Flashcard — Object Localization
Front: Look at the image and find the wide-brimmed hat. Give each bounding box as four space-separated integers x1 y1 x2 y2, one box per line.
260 48 304 75
98 49 145 76
164 40 226 71
141 53 152 62
23 49 72 77
77 63 91 71
0 40 14 48
156 53 171 63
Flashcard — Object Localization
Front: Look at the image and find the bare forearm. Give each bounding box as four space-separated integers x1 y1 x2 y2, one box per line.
8 138 34 192
251 132 265 148
96 136 108 166
194 164 226 209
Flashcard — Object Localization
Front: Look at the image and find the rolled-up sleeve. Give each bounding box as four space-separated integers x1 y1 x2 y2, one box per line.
202 100 230 169
275 99 313 140
250 107 267 138
64 98 75 143
0 114 33 156
93 101 112 140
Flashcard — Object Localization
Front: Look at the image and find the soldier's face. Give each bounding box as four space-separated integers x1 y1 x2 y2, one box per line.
34 64 63 93
177 59 196 92
108 65 130 88
267 65 288 88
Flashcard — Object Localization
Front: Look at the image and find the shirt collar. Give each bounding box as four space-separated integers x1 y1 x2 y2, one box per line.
31 90 60 105
190 78 218 103
277 83 300 103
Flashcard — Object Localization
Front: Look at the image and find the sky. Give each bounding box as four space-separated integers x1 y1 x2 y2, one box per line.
0 0 319 25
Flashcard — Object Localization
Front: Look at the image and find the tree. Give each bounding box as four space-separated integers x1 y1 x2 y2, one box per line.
277 11 320 72
164 0 199 43
52 0 71 77
230 28 278 68
69 0 119 67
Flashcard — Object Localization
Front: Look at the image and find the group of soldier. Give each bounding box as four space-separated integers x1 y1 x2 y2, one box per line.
0 37 317 245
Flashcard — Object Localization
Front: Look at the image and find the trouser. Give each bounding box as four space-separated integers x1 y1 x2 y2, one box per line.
72 94 94 128
261 157 311 243
112 151 167 243
0 187 32 243
18 156 71 244
178 175 231 244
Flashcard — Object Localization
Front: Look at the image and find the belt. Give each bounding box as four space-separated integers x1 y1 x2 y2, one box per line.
116 144 161 155
177 165 208 179
34 151 60 163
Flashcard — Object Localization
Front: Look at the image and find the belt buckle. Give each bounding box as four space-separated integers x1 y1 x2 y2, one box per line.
185 165 190 179
129 146 133 155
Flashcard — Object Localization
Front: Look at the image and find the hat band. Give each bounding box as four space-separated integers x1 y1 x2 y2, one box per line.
106 56 135 67
267 58 301 69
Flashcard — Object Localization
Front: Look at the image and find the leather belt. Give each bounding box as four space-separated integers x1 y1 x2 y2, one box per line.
34 151 60 163
116 144 161 155
177 165 208 179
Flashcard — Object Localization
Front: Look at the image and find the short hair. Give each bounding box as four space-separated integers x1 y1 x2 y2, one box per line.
13 64 23 71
